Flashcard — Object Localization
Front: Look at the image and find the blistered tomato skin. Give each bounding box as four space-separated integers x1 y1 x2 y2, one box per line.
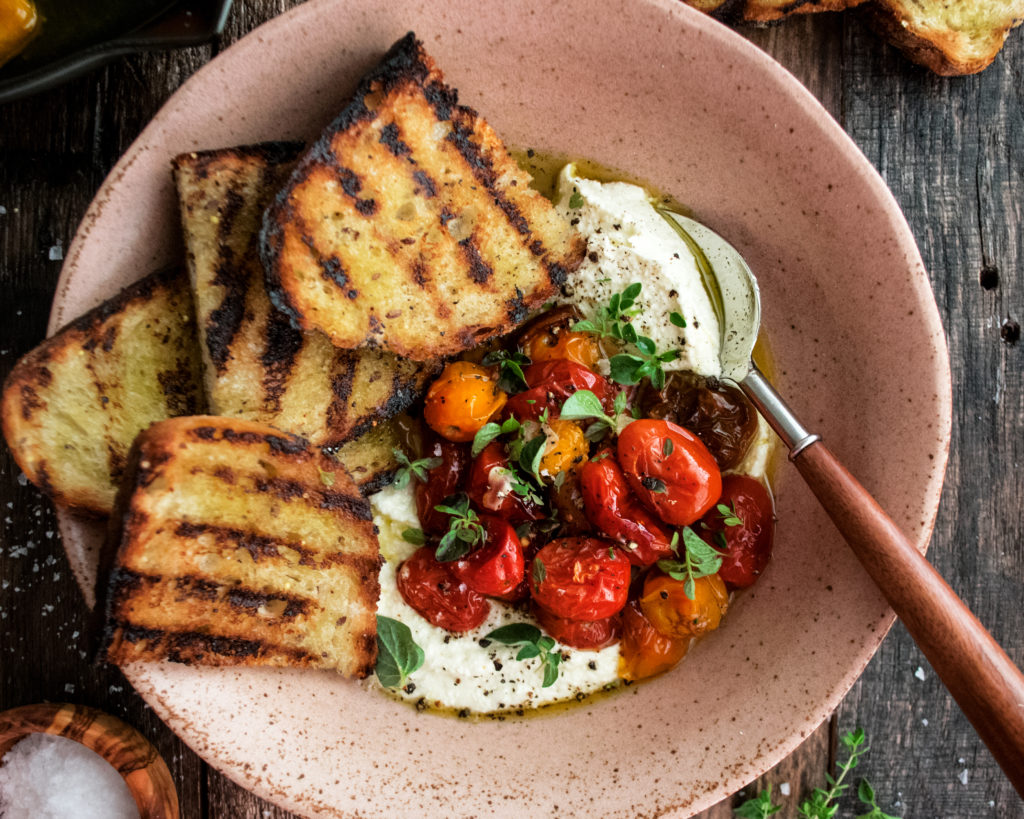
578 452 675 567
538 418 588 478
467 442 543 523
534 605 621 650
618 601 689 681
617 419 722 527
424 361 507 442
531 537 631 622
450 515 525 598
415 436 470 535
640 572 729 640
701 474 775 590
504 359 615 422
397 546 491 633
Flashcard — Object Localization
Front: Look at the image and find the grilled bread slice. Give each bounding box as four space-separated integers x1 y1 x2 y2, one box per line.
860 0 1023 75
101 415 380 677
1 268 204 515
330 417 406 495
261 32 586 361
174 143 434 447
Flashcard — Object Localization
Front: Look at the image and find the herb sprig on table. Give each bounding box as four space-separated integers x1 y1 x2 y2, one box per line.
571 282 682 389
733 728 902 819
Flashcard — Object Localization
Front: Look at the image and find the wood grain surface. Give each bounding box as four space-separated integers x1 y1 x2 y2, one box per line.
1 2 1021 817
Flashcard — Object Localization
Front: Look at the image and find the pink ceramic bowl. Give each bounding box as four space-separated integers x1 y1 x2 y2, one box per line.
53 0 951 816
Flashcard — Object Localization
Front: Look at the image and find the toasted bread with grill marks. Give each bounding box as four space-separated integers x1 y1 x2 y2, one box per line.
100 415 380 677
260 32 585 361
1 268 204 515
174 143 435 447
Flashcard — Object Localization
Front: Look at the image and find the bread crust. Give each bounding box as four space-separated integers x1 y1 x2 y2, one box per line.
261 32 586 360
100 415 380 678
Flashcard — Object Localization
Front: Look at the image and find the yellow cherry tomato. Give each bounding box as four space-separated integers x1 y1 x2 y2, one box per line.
539 419 588 478
423 361 507 442
618 600 690 682
639 572 729 640
524 330 602 369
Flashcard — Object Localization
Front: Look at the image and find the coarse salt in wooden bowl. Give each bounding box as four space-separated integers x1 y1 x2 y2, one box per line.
0 702 178 818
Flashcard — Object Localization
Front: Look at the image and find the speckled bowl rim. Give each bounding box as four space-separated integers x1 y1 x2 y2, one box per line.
50 1 952 816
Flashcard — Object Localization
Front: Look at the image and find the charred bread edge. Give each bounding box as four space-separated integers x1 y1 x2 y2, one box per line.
258 31 580 350
857 2 1017 75
0 267 196 516
170 140 306 177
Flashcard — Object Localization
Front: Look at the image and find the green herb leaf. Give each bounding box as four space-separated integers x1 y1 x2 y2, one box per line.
717 501 744 527
541 652 561 687
734 785 782 818
669 311 687 328
392 449 442 489
401 527 426 545
532 557 546 585
519 435 547 481
487 623 542 645
568 188 584 209
434 494 484 561
485 622 562 687
663 438 674 456
375 615 425 689
482 348 532 393
559 389 607 421
608 354 645 385
471 422 503 457
656 527 724 599
641 476 667 494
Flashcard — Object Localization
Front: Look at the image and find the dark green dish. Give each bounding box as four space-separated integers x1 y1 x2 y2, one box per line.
0 0 232 104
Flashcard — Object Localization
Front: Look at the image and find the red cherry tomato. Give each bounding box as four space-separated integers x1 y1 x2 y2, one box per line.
618 600 689 681
504 359 615 422
530 537 630 621
397 546 490 633
450 515 525 598
699 474 775 590
415 436 470 535
578 452 675 567
467 442 543 523
534 605 621 650
617 419 722 527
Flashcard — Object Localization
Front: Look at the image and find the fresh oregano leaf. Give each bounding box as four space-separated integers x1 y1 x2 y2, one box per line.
375 615 424 689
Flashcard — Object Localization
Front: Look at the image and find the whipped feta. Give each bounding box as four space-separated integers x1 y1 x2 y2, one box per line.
370 483 621 714
555 164 723 378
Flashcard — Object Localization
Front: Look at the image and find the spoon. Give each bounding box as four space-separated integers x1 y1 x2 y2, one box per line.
663 212 1024 798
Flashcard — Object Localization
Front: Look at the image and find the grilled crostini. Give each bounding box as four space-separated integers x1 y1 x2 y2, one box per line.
1 268 204 515
100 415 380 677
260 33 586 361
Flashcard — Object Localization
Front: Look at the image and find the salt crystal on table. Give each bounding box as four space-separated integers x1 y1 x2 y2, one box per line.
0 733 140 819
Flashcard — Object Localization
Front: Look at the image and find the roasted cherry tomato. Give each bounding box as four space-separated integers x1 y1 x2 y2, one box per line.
639 572 728 640
450 515 525 598
504 359 615 422
397 546 490 633
534 605 621 650
415 436 470 535
530 537 630 621
618 600 689 681
617 419 722 527
467 442 543 523
578 452 675 567
640 372 759 470
699 474 775 590
549 466 592 535
518 305 602 368
424 361 507 442
538 418 588 478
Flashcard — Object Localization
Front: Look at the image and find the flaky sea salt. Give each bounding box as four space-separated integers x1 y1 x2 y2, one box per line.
914 666 926 681
0 733 139 819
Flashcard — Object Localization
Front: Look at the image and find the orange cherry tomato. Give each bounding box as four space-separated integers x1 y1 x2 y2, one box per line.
517 305 602 368
534 605 621 650
639 572 729 640
424 361 507 442
618 600 689 681
617 419 722 526
538 418 588 478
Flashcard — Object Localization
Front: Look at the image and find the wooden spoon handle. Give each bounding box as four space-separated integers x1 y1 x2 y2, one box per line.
794 440 1024 796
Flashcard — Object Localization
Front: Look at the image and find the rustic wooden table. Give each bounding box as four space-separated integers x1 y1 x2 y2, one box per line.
1 2 1021 817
